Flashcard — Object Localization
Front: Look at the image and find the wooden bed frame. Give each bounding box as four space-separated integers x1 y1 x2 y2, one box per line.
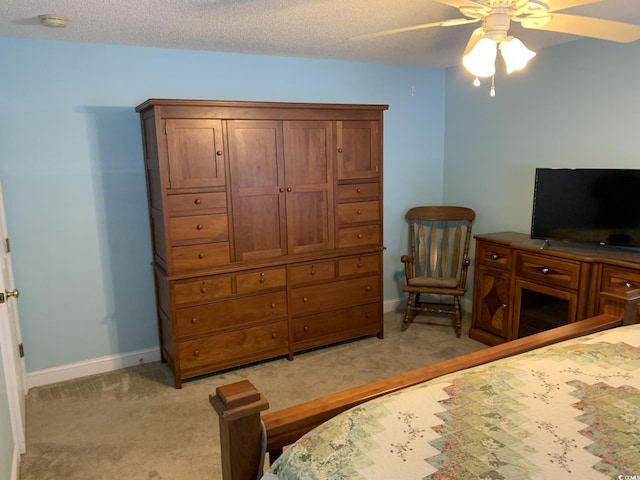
211 287 640 480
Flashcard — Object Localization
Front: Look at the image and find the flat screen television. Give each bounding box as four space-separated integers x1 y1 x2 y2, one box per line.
531 168 640 249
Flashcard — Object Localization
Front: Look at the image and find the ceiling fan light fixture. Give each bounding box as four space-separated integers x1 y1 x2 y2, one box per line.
463 37 497 78
500 37 536 74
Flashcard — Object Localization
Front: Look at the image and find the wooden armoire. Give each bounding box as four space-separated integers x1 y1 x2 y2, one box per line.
136 99 388 387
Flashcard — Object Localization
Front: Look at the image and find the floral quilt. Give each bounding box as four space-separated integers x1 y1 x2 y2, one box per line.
263 324 640 479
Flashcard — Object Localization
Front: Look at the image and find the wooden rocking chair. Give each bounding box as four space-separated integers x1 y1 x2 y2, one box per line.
401 206 476 336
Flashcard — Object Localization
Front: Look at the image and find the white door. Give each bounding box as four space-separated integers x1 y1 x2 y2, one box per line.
0 179 27 453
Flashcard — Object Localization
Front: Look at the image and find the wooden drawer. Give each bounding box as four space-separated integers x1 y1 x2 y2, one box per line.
289 261 336 286
169 214 228 242
338 254 379 277
337 183 379 202
601 265 640 290
170 243 231 273
291 275 379 316
178 321 288 371
176 291 287 338
173 276 232 306
167 192 227 215
236 268 286 294
515 252 581 290
337 201 380 224
476 241 512 271
338 225 380 249
293 303 380 350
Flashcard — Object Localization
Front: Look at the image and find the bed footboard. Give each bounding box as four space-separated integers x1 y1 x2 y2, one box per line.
211 286 639 480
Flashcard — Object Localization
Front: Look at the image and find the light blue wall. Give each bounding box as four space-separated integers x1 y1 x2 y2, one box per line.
444 38 640 239
0 37 445 373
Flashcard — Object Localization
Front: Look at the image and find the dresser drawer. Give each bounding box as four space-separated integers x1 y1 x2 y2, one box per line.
178 321 288 371
175 291 287 338
169 214 228 242
338 225 380 248
476 241 512 271
338 254 379 277
167 192 227 215
337 182 379 202
337 201 380 224
600 265 640 290
171 243 231 273
289 261 336 286
292 303 380 349
173 276 232 306
291 275 379 316
515 252 581 290
236 268 286 294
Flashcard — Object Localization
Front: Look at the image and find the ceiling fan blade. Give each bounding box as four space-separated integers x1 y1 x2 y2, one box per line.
430 0 480 9
522 13 640 43
544 0 604 12
350 18 479 41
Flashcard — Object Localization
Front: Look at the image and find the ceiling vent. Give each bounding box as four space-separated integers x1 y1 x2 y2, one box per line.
39 14 68 28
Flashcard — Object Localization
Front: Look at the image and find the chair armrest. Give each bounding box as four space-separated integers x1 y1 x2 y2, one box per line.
401 255 414 281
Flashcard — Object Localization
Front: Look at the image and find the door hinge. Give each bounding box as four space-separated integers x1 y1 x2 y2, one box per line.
4 238 9 253
0 292 4 304
18 343 24 358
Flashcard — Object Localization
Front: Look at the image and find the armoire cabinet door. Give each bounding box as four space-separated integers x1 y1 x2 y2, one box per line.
165 119 225 189
228 120 287 261
283 120 335 255
336 121 381 180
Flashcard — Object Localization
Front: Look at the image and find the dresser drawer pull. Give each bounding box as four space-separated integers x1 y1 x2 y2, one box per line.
193 350 199 357
310 269 316 275
271 333 277 339
216 150 223 156
303 326 309 332
491 253 499 260
198 253 205 259
357 233 363 239
357 210 362 215
358 263 362 268
200 287 207 294
191 318 197 324
501 303 508 309
260 278 265 284
270 303 276 309
626 281 633 287
541 267 550 274
365 286 371 292
196 224 203 230
356 188 361 193
302 297 308 303
365 313 371 319
194 198 202 205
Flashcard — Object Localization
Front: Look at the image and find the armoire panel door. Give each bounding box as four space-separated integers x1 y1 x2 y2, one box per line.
228 120 287 261
283 120 335 255
336 120 381 180
165 119 225 189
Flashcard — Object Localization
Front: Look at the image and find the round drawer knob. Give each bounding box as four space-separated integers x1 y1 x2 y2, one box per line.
541 267 550 274
356 188 361 193
287 187 292 192
357 210 362 215
625 281 633 287
193 350 200 357
198 253 205 259
303 297 308 303
310 269 316 275
270 303 276 309
196 224 204 230
357 234 363 239
191 317 197 324
194 198 202 205
216 150 223 156
260 278 265 283
365 313 371 319
357 263 362 268
338 148 343 153
200 287 207 294
365 286 371 292
271 333 277 339
279 187 285 192
303 326 309 332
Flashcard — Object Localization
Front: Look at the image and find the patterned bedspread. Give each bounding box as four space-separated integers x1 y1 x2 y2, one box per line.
263 324 640 479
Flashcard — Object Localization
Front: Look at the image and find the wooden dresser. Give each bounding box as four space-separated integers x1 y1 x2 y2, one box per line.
471 232 640 345
136 99 387 387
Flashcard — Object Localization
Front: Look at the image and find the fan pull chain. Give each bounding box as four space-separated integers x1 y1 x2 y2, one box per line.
490 75 496 97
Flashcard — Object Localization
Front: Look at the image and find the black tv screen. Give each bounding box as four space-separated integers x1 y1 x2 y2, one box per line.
531 168 640 248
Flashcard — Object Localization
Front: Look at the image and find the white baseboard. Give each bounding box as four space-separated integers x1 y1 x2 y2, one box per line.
26 346 161 389
11 444 19 480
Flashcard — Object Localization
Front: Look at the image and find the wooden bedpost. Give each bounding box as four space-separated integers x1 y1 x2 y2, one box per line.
599 286 640 325
210 380 269 480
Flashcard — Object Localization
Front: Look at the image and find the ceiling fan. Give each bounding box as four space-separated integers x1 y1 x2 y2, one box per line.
352 0 640 94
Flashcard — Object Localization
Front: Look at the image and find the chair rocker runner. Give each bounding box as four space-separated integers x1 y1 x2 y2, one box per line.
401 206 476 336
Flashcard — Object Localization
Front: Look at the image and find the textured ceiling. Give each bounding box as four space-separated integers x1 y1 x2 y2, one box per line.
1 0 639 67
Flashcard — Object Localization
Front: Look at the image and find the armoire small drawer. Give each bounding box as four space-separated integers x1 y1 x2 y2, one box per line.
337 201 380 224
337 183 380 202
173 276 232 306
291 275 379 316
236 268 287 294
516 252 580 290
170 243 231 273
175 291 287 338
293 303 380 348
178 321 289 371
476 241 512 271
289 261 336 286
169 214 228 242
338 254 379 277
338 225 380 249
167 192 227 215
